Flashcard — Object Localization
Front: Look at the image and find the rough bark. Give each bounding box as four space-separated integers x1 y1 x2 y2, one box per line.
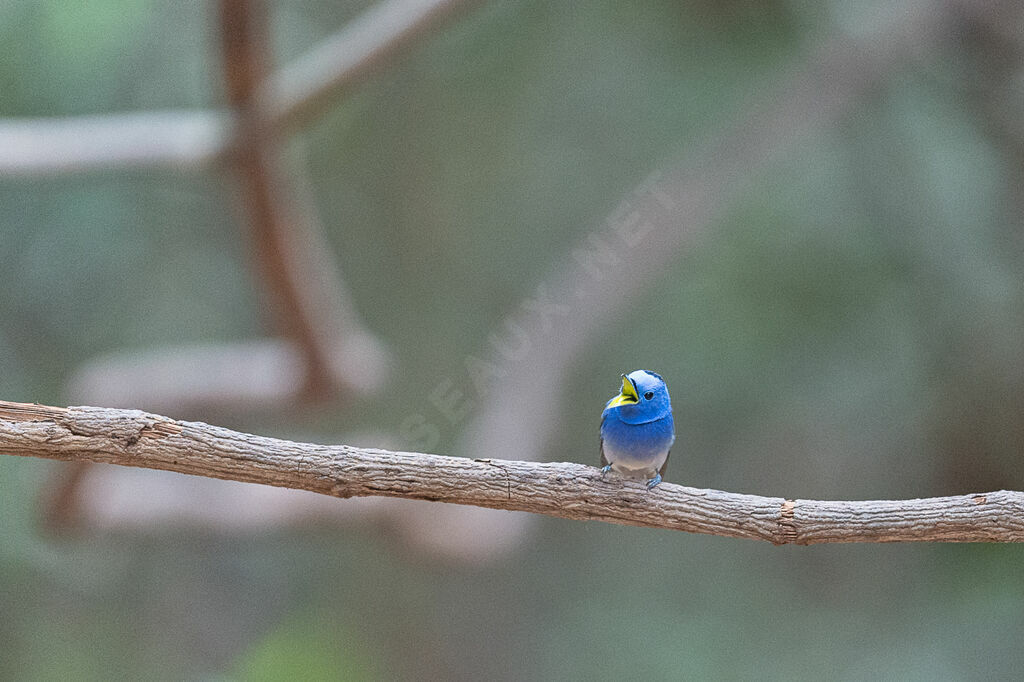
2 401 1021 544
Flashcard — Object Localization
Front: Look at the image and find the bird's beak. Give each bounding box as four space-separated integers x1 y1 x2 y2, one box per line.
606 374 640 408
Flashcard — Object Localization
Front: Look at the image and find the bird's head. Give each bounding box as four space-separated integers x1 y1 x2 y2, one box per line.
604 369 672 424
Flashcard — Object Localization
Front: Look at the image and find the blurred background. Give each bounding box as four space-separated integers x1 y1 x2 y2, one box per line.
2 0 1024 678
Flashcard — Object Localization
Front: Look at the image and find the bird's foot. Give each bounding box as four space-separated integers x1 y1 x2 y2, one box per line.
600 464 612 478
645 473 662 490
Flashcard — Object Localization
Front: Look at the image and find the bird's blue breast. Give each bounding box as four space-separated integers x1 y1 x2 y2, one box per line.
601 410 674 467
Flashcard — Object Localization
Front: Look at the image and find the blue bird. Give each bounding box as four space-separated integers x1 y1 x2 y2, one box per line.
600 370 675 489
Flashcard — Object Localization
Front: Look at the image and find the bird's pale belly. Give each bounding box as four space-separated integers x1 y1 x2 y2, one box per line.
602 441 670 477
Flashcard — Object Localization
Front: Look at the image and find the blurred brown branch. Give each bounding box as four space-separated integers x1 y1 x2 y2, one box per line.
4 400 1023 544
220 0 374 399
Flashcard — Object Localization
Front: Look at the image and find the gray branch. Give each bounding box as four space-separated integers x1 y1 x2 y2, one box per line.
260 0 480 133
0 111 230 177
2 401 1022 544
0 0 477 177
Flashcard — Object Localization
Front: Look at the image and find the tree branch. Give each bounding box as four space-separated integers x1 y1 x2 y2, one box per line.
259 0 480 133
0 0 478 178
219 0 390 399
0 111 229 177
2 401 1022 544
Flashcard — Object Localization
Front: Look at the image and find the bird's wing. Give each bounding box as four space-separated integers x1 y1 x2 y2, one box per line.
659 449 671 477
599 414 609 467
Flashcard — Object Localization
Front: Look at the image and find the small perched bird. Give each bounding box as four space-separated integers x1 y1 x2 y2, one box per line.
600 370 675 489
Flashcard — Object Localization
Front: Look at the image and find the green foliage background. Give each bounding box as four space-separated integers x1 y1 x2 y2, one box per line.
1 1 1023 679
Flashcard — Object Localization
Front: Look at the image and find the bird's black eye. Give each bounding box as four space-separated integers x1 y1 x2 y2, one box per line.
644 391 654 400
